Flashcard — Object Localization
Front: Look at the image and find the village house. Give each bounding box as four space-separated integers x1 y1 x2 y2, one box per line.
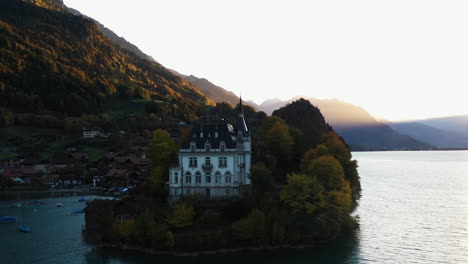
82 127 109 139
169 98 252 199
95 148 150 187
2 167 37 184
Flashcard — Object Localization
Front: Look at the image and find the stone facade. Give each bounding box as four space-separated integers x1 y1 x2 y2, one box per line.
169 101 251 199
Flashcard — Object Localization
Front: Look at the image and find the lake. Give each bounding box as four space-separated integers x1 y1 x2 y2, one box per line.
1 151 467 263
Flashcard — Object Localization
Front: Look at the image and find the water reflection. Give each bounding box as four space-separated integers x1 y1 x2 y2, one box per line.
85 231 360 264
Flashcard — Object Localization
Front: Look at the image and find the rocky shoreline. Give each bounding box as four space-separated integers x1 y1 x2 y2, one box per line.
94 242 319 257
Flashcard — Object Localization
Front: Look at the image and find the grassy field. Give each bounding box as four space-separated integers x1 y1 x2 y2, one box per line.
83 146 108 163
0 126 64 145
0 152 15 159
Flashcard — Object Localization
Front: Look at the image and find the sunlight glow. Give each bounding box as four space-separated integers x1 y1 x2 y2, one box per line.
63 0 468 121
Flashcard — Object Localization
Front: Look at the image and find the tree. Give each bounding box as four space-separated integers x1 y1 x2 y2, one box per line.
249 163 274 197
280 173 324 215
323 132 351 165
303 155 346 191
264 120 294 169
300 144 330 171
147 129 178 181
167 202 196 228
0 108 14 127
231 209 266 243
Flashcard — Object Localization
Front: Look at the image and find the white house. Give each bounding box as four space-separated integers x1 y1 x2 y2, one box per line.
83 127 109 139
169 99 251 199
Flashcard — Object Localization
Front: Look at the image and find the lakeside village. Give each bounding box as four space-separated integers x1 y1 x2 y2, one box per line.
0 126 151 195
0 102 252 199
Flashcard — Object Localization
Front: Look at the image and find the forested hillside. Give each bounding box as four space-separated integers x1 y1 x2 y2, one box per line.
0 0 209 118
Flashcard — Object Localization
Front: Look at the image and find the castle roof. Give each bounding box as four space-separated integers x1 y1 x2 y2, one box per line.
181 120 238 149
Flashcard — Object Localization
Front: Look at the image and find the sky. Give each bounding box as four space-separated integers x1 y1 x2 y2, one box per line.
63 0 468 121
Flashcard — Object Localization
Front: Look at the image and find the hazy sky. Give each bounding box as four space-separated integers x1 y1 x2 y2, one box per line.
63 0 468 121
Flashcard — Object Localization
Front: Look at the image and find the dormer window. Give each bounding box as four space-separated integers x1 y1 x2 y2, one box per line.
220 141 225 152
215 131 218 138
205 142 211 152
190 142 196 152
200 132 204 138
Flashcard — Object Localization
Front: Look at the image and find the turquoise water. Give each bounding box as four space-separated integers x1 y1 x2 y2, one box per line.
1 151 468 263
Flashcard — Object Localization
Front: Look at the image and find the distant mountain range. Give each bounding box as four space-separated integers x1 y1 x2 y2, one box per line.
249 97 432 150
388 117 468 149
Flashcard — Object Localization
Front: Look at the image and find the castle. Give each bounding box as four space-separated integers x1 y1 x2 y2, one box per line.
168 99 251 198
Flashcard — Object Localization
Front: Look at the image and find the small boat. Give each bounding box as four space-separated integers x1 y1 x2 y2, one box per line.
18 225 31 233
78 197 87 202
71 208 84 214
56 202 63 207
10 202 21 208
33 200 44 205
0 216 18 224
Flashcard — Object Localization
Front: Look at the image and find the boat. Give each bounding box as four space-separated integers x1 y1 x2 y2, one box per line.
10 202 21 208
78 197 87 202
71 208 84 214
56 202 63 207
0 216 18 224
33 200 44 205
18 224 31 233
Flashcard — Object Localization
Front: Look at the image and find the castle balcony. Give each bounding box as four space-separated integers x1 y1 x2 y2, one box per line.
202 163 213 174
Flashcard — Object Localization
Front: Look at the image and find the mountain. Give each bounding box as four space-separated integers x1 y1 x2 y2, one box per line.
389 121 468 149
168 71 260 109
417 115 468 135
258 97 431 150
0 0 209 117
172 73 241 106
20 0 65 11
66 8 156 63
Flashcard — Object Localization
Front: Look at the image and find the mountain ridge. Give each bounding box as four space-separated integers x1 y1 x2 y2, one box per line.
257 97 432 150
0 0 210 118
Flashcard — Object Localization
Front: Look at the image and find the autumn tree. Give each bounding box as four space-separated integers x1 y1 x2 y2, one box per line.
231 209 267 244
303 155 346 191
167 202 196 229
147 129 178 180
280 173 324 215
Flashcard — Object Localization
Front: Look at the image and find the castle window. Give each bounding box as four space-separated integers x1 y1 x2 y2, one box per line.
174 175 178 184
190 142 196 152
189 157 198 167
185 171 191 183
206 176 211 183
219 157 227 168
205 143 210 152
174 189 178 195
205 157 211 166
225 171 232 183
215 171 221 184
196 175 201 183
226 189 231 196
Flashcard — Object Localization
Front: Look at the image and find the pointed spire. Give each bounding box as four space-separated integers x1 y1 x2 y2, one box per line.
237 94 249 137
239 95 244 115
